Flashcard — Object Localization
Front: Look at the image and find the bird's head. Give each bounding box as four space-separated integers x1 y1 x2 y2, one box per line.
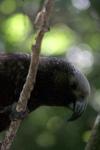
67 66 90 121
38 57 90 121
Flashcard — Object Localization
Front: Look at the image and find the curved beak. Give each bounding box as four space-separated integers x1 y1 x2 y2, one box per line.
67 99 87 121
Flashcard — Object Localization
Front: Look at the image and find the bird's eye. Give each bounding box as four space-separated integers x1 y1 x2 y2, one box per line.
71 82 77 89
81 95 85 99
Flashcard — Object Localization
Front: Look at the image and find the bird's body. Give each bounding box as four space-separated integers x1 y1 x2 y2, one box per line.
0 53 90 132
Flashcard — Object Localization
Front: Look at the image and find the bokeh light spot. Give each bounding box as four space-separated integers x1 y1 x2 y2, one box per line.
41 24 76 56
0 0 16 14
72 0 90 10
67 44 94 73
83 130 91 143
46 116 63 132
2 13 32 43
36 131 56 147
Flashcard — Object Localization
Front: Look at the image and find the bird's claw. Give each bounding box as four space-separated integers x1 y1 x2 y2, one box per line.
9 103 29 121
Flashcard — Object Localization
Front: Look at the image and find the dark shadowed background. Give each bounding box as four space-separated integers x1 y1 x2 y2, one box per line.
0 0 100 149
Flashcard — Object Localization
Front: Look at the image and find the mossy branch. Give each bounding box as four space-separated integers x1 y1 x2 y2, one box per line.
85 114 100 150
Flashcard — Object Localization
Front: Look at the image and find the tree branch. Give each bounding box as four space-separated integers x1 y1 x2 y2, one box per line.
85 114 100 150
1 0 53 150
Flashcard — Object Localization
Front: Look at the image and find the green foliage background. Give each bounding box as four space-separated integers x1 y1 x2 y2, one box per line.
0 0 100 149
